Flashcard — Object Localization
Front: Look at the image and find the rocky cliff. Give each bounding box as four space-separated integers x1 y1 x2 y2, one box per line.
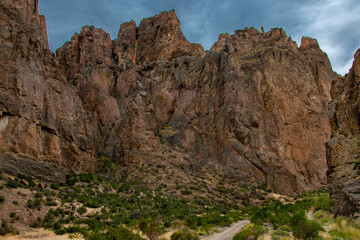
0 0 97 182
0 0 336 195
327 49 360 216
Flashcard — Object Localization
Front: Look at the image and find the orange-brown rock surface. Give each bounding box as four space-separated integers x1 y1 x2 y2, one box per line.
0 0 97 181
0 0 337 195
327 49 360 216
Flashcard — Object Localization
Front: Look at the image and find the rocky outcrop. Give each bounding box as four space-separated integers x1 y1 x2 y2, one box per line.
56 18 335 194
135 10 204 63
0 1 337 195
327 49 360 216
0 0 97 182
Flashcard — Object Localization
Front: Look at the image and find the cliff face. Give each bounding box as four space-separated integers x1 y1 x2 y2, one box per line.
327 49 360 216
0 0 336 195
0 0 97 181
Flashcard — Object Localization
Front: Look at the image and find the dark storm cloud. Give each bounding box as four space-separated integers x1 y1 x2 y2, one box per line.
39 0 359 74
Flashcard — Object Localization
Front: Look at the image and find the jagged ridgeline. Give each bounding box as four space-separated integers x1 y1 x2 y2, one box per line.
0 0 336 196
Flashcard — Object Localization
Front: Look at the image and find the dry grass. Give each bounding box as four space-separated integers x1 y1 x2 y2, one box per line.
313 210 360 239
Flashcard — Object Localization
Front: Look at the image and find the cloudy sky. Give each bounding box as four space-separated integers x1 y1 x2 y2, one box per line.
39 0 360 75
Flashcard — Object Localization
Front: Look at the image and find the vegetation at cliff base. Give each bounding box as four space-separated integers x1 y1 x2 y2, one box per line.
234 191 328 239
1 170 360 239
38 172 245 239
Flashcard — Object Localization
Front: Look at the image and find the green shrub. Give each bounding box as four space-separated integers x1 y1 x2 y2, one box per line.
50 183 60 190
185 216 198 229
6 179 19 188
233 223 264 240
181 189 192 195
291 212 323 239
27 199 42 210
45 198 57 206
85 227 145 240
0 221 18 236
35 192 44 198
30 218 42 228
78 206 87 215
16 173 34 183
119 182 132 192
216 184 226 193
353 159 360 170
171 229 200 240
329 229 348 238
55 226 86 235
85 200 101 208
164 221 171 228
66 172 78 186
139 220 165 240
0 195 4 203
9 212 16 218
313 193 332 212
79 174 94 183
271 226 291 240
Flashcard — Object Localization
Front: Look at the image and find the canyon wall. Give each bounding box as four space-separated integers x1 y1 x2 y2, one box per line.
0 0 336 195
327 49 360 216
0 0 97 181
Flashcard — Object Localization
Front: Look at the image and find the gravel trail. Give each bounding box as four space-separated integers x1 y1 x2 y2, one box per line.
201 220 250 240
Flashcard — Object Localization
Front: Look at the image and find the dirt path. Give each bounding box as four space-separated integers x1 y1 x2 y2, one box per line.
201 220 250 240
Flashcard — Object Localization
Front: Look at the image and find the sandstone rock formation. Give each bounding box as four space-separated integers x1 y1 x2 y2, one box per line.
0 0 337 195
327 49 360 216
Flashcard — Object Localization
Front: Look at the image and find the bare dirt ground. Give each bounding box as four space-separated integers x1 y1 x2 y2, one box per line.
0 225 83 240
201 220 250 240
0 175 81 240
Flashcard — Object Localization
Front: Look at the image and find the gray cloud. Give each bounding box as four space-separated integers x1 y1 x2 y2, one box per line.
39 0 359 74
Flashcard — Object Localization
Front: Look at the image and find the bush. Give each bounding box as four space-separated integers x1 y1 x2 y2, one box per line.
181 189 192 195
79 174 94 183
0 221 18 236
78 206 87 215
216 184 226 193
16 173 34 184
271 226 291 240
353 159 360 170
292 220 323 239
119 182 132 192
139 220 165 240
54 226 86 235
35 192 44 198
313 193 332 212
329 229 348 239
0 195 4 203
291 211 323 239
45 198 57 206
6 179 19 188
27 199 42 210
50 183 59 190
233 223 264 240
171 229 200 240
30 218 42 228
85 227 145 240
66 172 78 186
